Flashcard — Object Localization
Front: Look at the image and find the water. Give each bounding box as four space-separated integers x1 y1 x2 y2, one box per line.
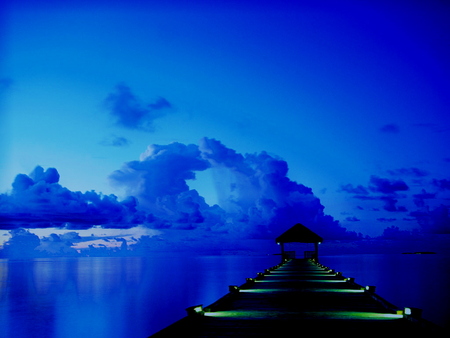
0 254 449 338
320 254 450 329
0 255 280 338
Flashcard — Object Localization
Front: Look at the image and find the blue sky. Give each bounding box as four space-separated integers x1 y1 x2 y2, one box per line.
1 0 450 254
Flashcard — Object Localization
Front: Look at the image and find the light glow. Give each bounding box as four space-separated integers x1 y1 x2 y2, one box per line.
204 310 403 320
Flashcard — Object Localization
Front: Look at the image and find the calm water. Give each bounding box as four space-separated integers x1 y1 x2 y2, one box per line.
320 254 450 329
0 254 449 338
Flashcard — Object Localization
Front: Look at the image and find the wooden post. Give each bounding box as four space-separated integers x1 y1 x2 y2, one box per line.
314 242 319 263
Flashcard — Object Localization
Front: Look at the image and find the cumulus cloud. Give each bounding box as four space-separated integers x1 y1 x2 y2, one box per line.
1 138 358 254
0 166 145 230
109 137 356 239
104 83 172 131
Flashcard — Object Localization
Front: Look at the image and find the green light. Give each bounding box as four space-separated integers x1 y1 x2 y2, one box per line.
204 311 403 320
240 288 364 293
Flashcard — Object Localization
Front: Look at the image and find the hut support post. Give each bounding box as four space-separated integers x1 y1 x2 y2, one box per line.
314 242 319 263
280 243 286 262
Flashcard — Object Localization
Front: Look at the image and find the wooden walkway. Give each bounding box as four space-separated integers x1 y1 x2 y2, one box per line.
149 258 446 337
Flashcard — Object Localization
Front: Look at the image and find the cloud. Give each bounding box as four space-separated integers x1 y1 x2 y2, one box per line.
368 175 409 194
413 189 436 208
104 83 172 131
36 232 80 256
339 184 369 195
1 138 359 254
432 179 450 190
379 123 400 133
110 137 357 240
109 142 210 213
345 216 360 222
340 176 409 197
340 175 411 213
100 135 131 147
380 196 407 212
387 167 429 177
1 229 40 258
410 205 450 234
379 226 416 240
376 218 397 223
0 166 145 230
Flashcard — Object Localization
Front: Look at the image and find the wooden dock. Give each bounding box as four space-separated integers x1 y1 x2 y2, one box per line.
149 258 446 337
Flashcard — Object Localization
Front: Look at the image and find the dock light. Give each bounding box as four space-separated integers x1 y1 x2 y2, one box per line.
229 285 240 293
365 286 376 293
186 305 204 316
256 272 265 280
403 307 422 319
346 277 355 283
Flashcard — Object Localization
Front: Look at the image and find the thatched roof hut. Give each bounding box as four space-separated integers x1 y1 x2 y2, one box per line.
275 223 323 262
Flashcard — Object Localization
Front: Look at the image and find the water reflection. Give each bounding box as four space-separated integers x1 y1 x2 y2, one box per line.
0 255 280 338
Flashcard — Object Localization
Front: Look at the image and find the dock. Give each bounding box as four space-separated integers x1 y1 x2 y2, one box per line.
149 258 446 337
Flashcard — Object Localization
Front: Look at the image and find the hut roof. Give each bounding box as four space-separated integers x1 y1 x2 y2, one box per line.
275 223 323 244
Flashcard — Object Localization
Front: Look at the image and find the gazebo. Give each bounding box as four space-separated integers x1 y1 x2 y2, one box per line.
275 223 323 262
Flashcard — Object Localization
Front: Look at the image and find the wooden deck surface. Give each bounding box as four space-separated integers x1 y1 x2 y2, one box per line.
149 258 446 337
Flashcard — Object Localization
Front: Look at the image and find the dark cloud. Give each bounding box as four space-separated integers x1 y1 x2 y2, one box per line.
379 123 400 133
413 189 436 208
104 83 172 132
345 216 360 222
340 176 409 199
100 135 131 147
0 166 145 230
432 179 450 190
368 175 409 194
380 196 407 212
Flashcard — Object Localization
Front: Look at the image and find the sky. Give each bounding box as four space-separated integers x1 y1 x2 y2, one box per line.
1 0 450 256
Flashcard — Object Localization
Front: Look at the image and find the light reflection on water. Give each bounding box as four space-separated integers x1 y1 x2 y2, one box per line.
0 255 280 338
